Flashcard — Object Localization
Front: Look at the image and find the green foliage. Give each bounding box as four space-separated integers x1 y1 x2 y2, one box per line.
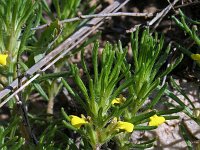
0 0 40 87
0 0 41 107
161 77 200 127
0 0 89 148
172 9 200 46
0 118 24 149
171 9 200 134
179 123 193 150
0 0 39 54
125 29 183 116
0 1 196 149
29 0 96 116
40 0 84 44
61 28 182 149
172 9 200 66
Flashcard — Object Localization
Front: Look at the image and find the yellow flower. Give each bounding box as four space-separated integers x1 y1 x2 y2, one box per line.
0 54 8 66
112 95 126 105
116 121 134 132
70 114 88 129
191 54 200 61
149 114 165 126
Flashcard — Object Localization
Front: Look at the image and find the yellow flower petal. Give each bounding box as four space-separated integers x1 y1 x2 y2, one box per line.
112 98 121 105
0 54 8 66
116 121 134 132
111 96 126 105
191 54 200 61
149 115 165 126
70 115 87 129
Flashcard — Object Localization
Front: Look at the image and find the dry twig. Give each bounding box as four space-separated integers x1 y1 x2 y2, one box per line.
32 12 153 30
174 0 200 9
126 0 179 33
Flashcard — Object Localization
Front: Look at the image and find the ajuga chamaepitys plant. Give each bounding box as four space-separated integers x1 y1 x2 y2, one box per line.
62 28 183 149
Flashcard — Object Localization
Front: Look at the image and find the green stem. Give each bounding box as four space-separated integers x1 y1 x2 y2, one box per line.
47 95 54 115
8 62 15 108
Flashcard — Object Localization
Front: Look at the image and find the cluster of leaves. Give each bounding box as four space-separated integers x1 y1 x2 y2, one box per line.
172 9 200 46
0 0 91 149
61 29 183 149
172 9 200 66
0 0 199 149
171 9 200 149
0 0 40 89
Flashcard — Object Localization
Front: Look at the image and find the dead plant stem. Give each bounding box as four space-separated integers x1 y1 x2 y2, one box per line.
32 12 153 30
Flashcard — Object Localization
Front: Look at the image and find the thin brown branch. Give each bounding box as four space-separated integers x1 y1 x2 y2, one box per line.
151 0 179 30
156 1 200 11
174 1 200 9
126 0 179 33
31 12 153 30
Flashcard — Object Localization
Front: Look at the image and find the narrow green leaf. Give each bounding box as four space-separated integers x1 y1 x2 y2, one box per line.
3 117 19 137
41 0 52 15
158 54 183 78
134 126 157 130
111 77 134 99
162 88 200 125
173 42 192 57
172 16 185 30
139 78 160 107
192 27 200 46
89 79 95 112
33 82 49 101
131 138 155 149
36 71 70 82
153 43 170 73
131 111 156 124
53 0 61 19
33 3 42 28
62 120 77 131
61 107 70 121
147 84 167 109
61 78 88 111
170 77 195 108
137 81 149 99
180 123 193 150
157 107 183 115
18 15 35 55
181 14 192 36
73 66 90 102
81 49 90 80
11 137 25 150
163 115 179 120
0 136 19 148
131 29 139 71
